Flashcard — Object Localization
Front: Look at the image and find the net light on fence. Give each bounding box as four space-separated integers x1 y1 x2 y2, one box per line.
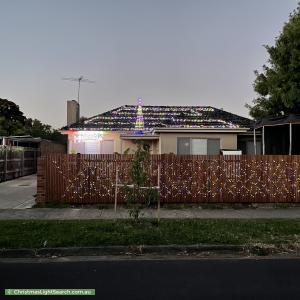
45 156 300 203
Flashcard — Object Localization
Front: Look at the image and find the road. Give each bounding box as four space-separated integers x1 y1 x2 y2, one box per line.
0 175 36 209
1 258 300 299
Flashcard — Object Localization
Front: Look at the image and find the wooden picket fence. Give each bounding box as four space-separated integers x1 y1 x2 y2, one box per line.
37 154 300 204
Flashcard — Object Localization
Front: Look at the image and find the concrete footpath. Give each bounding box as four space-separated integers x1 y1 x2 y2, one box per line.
0 175 36 209
0 207 299 220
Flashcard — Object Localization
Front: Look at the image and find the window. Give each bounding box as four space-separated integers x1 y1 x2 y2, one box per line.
191 139 207 155
177 138 220 155
85 141 100 154
83 140 114 154
177 138 190 154
207 139 220 155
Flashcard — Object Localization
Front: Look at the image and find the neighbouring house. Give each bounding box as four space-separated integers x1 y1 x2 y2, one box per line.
61 99 259 155
1 135 41 148
0 135 66 182
254 114 300 155
0 135 67 155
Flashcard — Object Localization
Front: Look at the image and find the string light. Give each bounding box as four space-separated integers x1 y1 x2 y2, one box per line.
68 105 251 132
134 98 145 135
135 98 144 129
47 156 300 203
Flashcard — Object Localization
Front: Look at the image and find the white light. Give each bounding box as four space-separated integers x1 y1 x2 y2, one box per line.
74 131 103 142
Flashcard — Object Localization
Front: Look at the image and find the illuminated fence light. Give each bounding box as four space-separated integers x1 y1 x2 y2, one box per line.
43 155 300 203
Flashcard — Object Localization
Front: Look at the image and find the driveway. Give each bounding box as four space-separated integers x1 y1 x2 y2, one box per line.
0 175 36 209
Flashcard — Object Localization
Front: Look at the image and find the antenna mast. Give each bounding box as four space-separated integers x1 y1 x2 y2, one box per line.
62 76 95 104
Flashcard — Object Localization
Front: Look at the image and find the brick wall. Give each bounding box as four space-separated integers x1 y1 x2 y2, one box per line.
40 140 66 156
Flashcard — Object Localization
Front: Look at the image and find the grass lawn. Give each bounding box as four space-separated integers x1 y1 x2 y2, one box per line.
0 219 299 249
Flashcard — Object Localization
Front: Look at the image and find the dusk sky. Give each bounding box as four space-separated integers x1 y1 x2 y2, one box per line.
0 0 298 128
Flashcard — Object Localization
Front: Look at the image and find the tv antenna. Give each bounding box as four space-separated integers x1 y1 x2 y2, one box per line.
62 76 95 104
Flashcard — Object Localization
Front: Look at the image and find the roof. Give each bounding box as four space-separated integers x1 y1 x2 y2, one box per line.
64 105 253 131
255 114 300 128
1 136 42 143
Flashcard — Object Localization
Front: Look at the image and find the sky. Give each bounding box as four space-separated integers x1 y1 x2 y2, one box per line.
0 0 298 128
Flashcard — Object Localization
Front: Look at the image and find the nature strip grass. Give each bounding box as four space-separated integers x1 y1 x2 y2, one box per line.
0 219 299 249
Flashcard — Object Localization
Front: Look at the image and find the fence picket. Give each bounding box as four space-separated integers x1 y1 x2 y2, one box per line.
37 154 300 204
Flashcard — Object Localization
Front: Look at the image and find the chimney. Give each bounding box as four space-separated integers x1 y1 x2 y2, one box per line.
67 100 80 126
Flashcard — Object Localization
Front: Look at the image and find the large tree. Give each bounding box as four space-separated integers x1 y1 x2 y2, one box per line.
0 98 25 135
0 98 66 144
23 118 66 144
247 4 300 120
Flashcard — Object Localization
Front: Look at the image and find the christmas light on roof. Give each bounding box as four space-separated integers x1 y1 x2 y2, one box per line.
135 98 144 129
65 104 253 131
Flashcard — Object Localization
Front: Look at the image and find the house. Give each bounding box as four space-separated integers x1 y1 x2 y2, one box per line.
62 99 257 155
1 135 41 148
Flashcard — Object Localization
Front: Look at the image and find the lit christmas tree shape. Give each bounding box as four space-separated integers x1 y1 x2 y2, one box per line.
134 98 145 134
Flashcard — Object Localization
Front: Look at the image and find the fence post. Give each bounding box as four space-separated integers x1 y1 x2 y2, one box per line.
21 149 24 176
160 154 165 203
4 147 8 181
157 162 161 222
33 150 36 173
114 168 118 212
76 153 81 173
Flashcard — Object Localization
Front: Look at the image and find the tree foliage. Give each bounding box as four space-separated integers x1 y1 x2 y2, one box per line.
125 142 158 221
0 99 25 135
24 118 66 144
247 4 300 119
0 98 66 144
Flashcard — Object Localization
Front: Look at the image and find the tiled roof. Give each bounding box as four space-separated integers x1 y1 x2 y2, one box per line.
65 105 253 131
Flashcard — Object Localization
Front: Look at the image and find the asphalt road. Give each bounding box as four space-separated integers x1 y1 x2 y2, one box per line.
1 258 300 300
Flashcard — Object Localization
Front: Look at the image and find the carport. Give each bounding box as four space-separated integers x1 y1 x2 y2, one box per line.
254 114 300 155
